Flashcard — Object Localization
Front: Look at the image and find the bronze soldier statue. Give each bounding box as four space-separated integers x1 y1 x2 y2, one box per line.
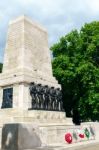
43 85 50 110
29 82 37 109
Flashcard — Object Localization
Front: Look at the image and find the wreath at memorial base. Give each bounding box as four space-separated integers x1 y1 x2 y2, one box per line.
77 129 85 139
73 131 78 141
84 128 90 139
79 133 84 138
65 133 72 144
90 126 95 137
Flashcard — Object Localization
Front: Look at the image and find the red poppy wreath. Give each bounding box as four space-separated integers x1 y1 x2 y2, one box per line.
65 133 72 144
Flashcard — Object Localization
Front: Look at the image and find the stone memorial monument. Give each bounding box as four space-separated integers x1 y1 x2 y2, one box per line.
0 15 61 110
0 16 97 150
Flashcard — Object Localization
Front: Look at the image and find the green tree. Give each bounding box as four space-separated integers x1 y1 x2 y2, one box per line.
51 21 99 124
0 63 3 73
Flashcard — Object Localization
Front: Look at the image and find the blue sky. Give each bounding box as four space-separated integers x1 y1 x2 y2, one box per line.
0 0 99 62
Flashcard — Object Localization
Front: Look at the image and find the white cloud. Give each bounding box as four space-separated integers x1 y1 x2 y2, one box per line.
86 0 99 13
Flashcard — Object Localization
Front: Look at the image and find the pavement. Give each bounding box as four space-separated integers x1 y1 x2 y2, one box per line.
28 142 99 150
0 143 99 150
79 144 99 150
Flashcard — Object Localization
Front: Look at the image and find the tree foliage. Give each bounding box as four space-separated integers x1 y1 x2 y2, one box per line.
51 21 99 124
0 63 3 73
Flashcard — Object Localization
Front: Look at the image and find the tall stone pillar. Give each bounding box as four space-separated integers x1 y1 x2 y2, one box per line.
0 15 60 109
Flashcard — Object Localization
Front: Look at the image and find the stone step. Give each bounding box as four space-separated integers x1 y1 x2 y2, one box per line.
0 109 65 117
0 109 73 125
0 116 73 126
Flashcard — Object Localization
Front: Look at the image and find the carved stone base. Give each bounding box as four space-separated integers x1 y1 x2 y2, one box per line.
1 122 98 150
0 109 73 125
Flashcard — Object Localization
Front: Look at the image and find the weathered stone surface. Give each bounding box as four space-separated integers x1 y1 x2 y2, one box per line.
2 124 42 150
2 124 18 150
2 15 58 86
3 16 49 73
